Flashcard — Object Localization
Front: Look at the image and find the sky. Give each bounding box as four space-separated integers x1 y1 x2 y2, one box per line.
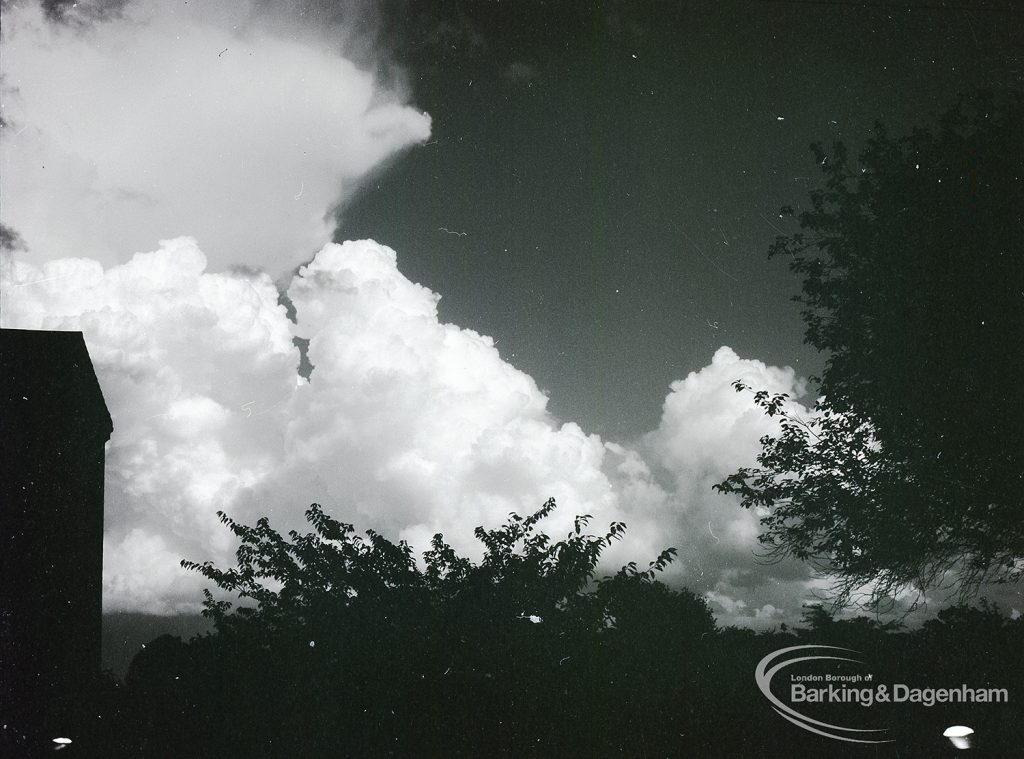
2 0 1022 631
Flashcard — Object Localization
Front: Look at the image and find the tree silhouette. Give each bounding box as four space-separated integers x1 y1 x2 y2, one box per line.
81 499 1024 757
717 90 1024 608
159 499 720 756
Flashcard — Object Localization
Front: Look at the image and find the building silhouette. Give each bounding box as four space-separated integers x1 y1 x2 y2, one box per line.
1 329 112 744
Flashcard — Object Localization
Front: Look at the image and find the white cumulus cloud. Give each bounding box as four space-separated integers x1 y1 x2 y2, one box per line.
4 238 676 613
4 237 298 611
3 233 836 622
0 1 431 271
640 347 826 627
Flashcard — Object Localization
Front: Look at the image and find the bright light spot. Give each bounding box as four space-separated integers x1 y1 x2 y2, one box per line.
529 615 542 624
943 726 973 737
309 640 316 648
943 725 974 750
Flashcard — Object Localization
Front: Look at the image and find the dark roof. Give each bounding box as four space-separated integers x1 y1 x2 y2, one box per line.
1 328 113 445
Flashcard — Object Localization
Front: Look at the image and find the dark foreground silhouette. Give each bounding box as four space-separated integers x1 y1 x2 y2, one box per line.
14 501 1022 757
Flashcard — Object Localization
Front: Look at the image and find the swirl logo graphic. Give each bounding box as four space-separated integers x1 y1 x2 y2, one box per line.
755 645 892 744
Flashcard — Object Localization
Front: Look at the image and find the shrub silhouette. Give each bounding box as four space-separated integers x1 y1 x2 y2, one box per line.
94 500 1024 758
155 499 712 756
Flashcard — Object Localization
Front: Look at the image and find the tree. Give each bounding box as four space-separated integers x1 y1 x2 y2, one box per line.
716 90 1024 609
107 499 1023 756
165 500 714 756
179 499 670 638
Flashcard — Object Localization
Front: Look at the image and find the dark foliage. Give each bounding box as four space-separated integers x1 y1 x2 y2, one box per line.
59 500 1024 758
153 500 713 756
716 90 1024 607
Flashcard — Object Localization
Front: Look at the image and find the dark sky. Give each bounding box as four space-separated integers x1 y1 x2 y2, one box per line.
337 0 1023 438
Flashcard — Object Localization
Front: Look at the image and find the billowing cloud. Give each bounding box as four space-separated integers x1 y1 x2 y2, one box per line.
4 234 848 622
0 1 431 272
283 242 619 542
4 238 298 611
3 239 668 613
3 233 854 624
637 347 829 627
